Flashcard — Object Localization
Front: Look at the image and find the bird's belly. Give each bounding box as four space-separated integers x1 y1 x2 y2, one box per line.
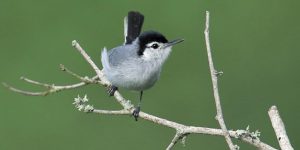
105 65 160 91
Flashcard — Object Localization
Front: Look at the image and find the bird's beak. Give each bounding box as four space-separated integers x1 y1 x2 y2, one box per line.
164 39 184 48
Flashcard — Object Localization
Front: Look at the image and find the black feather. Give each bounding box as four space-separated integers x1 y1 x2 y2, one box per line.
126 11 144 44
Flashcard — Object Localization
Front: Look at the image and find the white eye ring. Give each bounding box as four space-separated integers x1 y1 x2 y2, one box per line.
151 43 159 49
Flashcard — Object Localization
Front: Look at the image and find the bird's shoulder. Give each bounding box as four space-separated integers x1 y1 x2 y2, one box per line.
108 44 139 66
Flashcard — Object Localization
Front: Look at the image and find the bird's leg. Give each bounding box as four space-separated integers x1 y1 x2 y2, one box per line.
107 85 118 96
133 91 143 121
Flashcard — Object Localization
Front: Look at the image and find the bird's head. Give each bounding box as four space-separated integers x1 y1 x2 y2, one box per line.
136 31 184 61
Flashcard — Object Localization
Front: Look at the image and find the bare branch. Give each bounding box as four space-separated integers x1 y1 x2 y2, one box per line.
268 106 294 150
204 11 237 150
20 76 52 88
3 66 99 96
2 82 50 96
88 99 277 150
60 64 99 84
71 40 110 86
166 132 183 150
141 110 276 150
3 81 89 96
69 93 276 150
72 94 276 150
93 109 130 115
236 134 277 150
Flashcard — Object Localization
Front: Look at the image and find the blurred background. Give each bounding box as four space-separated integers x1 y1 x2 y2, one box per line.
1 0 299 149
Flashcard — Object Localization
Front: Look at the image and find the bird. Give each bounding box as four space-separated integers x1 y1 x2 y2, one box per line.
101 11 184 121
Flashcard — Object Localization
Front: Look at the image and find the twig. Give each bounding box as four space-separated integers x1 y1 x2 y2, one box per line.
3 79 88 96
93 109 130 115
71 40 110 86
268 106 294 150
59 64 99 83
3 66 99 96
2 82 50 96
204 11 236 150
166 132 183 150
20 76 52 88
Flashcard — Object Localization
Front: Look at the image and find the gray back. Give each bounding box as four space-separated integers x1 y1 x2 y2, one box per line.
108 41 139 66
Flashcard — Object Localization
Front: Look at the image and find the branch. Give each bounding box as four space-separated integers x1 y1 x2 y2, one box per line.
71 40 109 86
59 64 99 83
3 78 88 96
94 109 130 115
166 131 186 150
204 11 236 150
268 106 294 150
3 65 99 96
3 82 50 96
74 95 276 150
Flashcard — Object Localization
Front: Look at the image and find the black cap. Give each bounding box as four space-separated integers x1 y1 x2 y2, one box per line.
137 31 168 56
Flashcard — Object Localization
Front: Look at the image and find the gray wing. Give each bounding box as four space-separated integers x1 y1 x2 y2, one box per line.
108 44 138 66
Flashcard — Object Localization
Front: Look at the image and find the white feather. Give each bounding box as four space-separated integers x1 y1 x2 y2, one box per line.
123 16 128 45
101 47 110 71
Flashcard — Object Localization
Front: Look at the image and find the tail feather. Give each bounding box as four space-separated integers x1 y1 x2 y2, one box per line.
125 11 144 44
101 47 110 71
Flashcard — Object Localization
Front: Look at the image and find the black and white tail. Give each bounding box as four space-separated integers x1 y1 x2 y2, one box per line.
124 11 144 44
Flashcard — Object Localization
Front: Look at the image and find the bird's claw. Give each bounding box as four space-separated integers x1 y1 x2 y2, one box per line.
107 85 118 96
132 106 140 121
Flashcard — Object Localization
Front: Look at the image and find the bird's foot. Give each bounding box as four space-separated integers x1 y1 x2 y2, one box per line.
132 106 140 121
107 85 118 96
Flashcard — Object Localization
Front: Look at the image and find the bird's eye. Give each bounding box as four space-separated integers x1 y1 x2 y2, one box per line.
151 43 159 49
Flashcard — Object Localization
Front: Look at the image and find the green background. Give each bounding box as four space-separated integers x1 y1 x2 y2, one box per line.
1 0 299 149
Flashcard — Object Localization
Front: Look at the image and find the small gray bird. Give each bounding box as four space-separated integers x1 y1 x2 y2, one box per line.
101 11 183 120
